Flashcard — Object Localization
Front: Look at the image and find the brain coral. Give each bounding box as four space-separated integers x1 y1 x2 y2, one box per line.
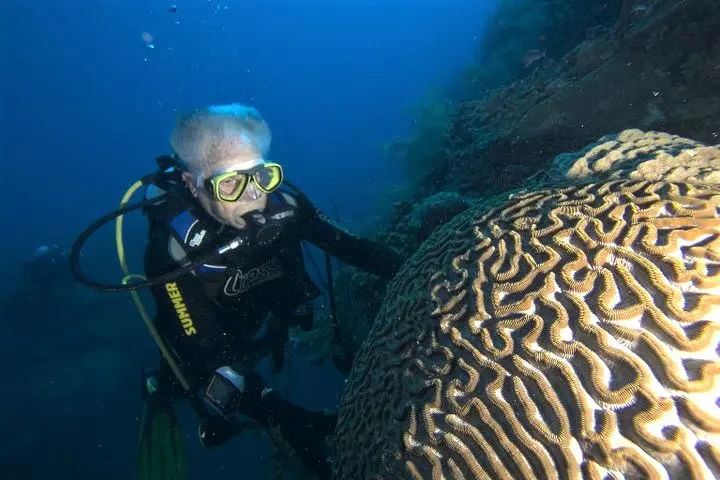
333 157 720 478
544 129 720 186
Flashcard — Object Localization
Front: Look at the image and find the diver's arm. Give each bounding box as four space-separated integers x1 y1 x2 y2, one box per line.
144 231 234 383
294 194 405 279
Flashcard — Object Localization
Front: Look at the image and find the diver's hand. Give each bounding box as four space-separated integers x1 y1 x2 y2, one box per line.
198 416 243 449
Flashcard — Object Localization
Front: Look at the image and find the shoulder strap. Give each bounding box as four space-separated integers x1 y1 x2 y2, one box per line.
279 180 315 208
167 209 228 274
273 189 298 207
142 181 188 223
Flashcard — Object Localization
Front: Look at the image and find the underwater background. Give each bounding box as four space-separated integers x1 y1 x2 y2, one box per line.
1 0 492 478
3 0 720 478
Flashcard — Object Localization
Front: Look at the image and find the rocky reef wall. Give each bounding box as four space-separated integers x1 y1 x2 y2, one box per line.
322 0 720 368
435 0 720 199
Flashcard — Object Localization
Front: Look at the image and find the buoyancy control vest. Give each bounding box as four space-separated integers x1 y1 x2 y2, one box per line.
145 180 302 287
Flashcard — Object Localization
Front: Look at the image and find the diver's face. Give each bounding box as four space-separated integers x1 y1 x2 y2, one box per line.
182 158 268 230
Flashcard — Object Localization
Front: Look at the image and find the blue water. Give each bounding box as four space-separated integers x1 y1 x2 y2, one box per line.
1 0 494 478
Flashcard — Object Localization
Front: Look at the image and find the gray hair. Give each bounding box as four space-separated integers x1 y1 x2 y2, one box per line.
169 103 272 173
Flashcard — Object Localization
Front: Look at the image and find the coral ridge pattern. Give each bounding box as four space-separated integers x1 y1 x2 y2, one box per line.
334 174 720 479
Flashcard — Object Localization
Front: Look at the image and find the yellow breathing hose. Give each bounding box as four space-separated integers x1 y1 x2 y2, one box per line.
116 180 191 391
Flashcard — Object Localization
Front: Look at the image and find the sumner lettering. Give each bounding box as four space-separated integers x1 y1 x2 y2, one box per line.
165 282 197 336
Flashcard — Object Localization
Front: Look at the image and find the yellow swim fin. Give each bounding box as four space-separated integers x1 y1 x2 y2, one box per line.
137 388 188 480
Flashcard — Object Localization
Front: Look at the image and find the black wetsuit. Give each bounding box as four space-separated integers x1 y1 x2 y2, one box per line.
142 180 403 477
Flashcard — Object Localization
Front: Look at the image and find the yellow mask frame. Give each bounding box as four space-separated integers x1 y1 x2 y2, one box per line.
203 162 284 203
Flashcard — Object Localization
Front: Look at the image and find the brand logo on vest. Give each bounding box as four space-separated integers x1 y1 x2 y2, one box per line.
223 257 283 296
189 229 207 247
271 210 294 221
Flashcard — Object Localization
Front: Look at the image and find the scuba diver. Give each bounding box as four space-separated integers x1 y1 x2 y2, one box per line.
70 103 405 480
1 244 71 316
23 244 69 294
25 244 66 280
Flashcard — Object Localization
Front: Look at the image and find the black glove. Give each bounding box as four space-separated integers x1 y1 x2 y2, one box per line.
198 416 243 449
197 367 252 449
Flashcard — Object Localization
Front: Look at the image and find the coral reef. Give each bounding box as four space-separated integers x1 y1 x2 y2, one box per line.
332 265 392 365
456 0 623 98
330 0 720 372
331 192 470 364
418 0 720 200
542 128 720 186
408 191 470 244
332 130 720 479
384 87 454 183
289 305 334 366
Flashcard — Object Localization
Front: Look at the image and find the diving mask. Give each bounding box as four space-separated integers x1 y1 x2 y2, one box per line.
197 160 283 203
